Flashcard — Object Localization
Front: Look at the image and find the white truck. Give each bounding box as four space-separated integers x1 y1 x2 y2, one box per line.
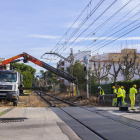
0 70 23 106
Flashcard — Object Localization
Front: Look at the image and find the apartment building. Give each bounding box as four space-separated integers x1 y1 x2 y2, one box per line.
94 49 140 62
57 50 92 85
91 49 140 83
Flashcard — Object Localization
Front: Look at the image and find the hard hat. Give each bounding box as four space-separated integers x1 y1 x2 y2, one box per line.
133 84 137 88
112 86 115 89
98 86 101 89
121 86 124 89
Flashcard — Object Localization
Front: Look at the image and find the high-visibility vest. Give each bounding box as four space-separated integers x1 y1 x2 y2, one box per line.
116 88 123 98
129 87 137 97
113 89 117 94
122 89 126 97
113 89 117 98
100 88 105 95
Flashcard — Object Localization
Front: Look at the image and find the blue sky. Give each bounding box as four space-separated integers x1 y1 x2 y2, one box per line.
0 0 140 73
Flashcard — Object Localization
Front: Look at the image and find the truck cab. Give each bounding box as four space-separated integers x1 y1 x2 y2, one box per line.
0 70 23 106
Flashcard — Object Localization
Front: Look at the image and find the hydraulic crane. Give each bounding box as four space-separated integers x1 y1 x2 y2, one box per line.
0 52 78 85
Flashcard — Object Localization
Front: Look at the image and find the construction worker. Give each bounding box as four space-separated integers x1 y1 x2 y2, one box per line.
112 86 117 106
121 86 127 106
116 85 123 107
129 85 138 110
98 86 105 105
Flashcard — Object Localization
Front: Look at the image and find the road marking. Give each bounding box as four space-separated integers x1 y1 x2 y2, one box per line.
0 108 13 117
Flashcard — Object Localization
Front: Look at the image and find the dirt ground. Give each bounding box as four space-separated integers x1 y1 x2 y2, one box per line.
49 90 112 106
0 90 112 107
0 90 47 107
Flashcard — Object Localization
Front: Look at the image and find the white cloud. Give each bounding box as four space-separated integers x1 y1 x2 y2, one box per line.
120 0 140 13
64 36 140 43
27 35 60 39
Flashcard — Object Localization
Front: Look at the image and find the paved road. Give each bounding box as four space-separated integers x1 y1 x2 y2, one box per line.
1 106 140 140
0 107 81 140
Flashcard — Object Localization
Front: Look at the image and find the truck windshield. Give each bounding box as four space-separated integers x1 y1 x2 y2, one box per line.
0 73 17 82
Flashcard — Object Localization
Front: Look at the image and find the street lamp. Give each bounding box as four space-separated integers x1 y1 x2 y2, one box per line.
122 65 126 88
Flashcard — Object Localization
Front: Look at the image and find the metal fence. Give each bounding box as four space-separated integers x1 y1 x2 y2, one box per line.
79 83 112 96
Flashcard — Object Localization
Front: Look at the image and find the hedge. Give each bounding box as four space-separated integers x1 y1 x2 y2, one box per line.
111 79 140 94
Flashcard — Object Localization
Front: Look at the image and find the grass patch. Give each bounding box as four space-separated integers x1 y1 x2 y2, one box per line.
0 108 13 116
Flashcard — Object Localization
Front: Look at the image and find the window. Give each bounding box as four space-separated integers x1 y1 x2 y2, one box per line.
0 73 17 82
114 56 117 59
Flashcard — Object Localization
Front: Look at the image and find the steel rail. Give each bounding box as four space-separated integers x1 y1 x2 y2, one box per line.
34 91 56 107
42 91 77 107
59 107 106 140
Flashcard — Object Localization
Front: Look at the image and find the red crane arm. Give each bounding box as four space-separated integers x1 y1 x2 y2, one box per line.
1 54 24 67
23 52 42 67
0 52 78 84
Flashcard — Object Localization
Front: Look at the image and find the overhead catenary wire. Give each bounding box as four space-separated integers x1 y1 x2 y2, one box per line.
49 0 139 67
56 0 106 53
51 0 93 53
59 0 117 56
76 23 140 60
66 0 133 55
92 24 140 53
76 14 140 57
72 2 140 54
95 3 140 41
48 0 105 64
63 0 134 56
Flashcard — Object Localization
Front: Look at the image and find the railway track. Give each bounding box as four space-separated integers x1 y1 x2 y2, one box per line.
34 90 106 140
34 90 140 139
34 90 76 107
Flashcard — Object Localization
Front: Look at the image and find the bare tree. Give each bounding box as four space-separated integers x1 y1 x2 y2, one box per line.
135 62 140 77
92 61 111 84
121 52 137 80
109 59 122 82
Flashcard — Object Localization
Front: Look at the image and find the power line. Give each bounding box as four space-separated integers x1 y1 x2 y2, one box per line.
71 0 134 54
73 3 140 55
56 0 105 53
48 0 105 64
61 0 117 52
51 0 93 53
79 15 140 54
76 23 140 60
92 24 140 53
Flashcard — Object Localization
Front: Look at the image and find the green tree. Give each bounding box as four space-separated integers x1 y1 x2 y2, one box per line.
10 63 36 87
32 76 39 87
39 70 58 86
67 60 87 85
22 71 33 87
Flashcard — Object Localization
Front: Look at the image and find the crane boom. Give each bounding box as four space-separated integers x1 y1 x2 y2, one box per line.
0 52 78 85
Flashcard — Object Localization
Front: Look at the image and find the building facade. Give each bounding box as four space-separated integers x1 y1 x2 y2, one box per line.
57 50 92 85
91 49 140 84
0 58 10 70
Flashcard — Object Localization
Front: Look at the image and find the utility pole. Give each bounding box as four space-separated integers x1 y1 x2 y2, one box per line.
84 55 89 99
70 48 74 96
86 64 89 99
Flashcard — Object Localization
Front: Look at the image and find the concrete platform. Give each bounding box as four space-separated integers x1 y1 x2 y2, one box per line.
0 107 81 140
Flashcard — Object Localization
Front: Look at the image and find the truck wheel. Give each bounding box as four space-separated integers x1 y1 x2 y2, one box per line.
13 101 17 106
